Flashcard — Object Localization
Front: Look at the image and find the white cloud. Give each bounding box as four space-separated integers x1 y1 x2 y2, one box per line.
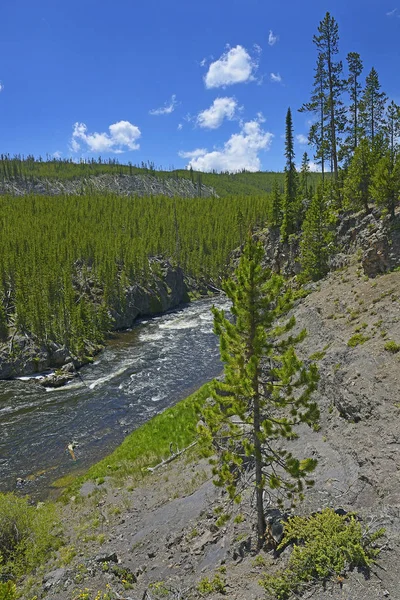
197 97 238 129
253 43 262 54
53 151 62 159
309 161 321 172
0 81 4 93
181 118 273 173
270 72 282 83
296 134 308 145
70 120 141 153
204 45 258 88
179 148 208 159
177 123 183 131
386 7 398 16
268 30 279 46
149 94 178 116
200 58 207 67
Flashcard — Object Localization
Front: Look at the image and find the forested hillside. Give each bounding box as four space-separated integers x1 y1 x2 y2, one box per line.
0 193 269 358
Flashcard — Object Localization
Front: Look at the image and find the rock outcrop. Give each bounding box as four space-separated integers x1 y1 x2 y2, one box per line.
245 209 400 279
0 259 189 380
0 173 216 199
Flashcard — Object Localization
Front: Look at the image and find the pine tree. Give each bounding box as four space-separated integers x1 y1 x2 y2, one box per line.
370 151 400 219
341 52 363 163
271 178 282 228
383 100 400 162
343 138 374 214
300 185 334 280
281 108 298 239
200 237 319 550
299 152 311 200
313 12 346 180
299 55 329 180
359 67 388 145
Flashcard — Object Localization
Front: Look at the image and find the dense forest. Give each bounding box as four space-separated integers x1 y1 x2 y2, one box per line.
0 194 271 355
0 11 399 362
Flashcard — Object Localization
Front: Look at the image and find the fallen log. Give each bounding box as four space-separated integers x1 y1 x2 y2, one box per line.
146 441 197 473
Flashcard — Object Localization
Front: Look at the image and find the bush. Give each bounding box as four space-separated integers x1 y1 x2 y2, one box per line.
0 582 17 600
261 508 384 599
384 340 400 354
347 333 370 347
0 493 61 579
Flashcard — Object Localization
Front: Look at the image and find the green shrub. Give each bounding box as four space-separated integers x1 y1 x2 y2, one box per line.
384 340 400 354
0 493 61 579
347 333 370 347
261 508 384 599
0 582 17 600
197 572 226 594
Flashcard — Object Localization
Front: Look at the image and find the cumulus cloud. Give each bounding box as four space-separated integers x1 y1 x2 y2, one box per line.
179 148 208 159
70 120 141 153
296 134 308 145
204 45 258 88
149 94 178 115
197 97 238 129
268 30 279 46
270 72 282 83
180 118 273 173
53 151 62 159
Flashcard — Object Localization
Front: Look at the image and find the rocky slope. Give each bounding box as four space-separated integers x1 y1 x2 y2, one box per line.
0 173 216 198
251 208 400 279
26 249 400 600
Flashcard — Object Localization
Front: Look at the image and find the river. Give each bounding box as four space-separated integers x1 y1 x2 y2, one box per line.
0 297 228 498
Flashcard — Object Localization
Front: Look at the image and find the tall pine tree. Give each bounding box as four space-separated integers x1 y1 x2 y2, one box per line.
281 108 298 240
299 55 329 181
341 52 363 163
313 12 346 180
359 67 387 145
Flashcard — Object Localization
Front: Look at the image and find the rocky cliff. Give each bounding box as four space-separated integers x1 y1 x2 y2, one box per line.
0 173 216 198
0 259 190 380
248 209 400 280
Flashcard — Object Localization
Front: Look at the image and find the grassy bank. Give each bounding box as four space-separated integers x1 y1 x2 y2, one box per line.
58 381 212 498
0 382 213 596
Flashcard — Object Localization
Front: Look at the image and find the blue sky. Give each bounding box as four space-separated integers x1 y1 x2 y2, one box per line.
1 0 399 172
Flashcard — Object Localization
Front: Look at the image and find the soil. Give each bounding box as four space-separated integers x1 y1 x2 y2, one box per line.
23 256 400 600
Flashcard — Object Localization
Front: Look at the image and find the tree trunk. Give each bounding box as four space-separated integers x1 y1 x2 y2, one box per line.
253 388 266 550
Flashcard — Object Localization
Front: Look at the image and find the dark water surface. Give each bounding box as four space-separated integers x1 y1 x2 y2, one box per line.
0 297 228 497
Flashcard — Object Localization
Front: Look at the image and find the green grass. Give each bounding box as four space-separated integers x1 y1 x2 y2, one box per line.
384 340 400 354
347 333 370 347
61 382 212 497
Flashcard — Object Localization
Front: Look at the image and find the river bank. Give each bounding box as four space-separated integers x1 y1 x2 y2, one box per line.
3 259 400 599
0 297 227 498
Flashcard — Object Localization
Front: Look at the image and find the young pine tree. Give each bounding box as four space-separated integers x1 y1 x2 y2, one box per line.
300 185 334 281
370 151 400 219
270 178 282 228
343 138 374 214
200 237 319 550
